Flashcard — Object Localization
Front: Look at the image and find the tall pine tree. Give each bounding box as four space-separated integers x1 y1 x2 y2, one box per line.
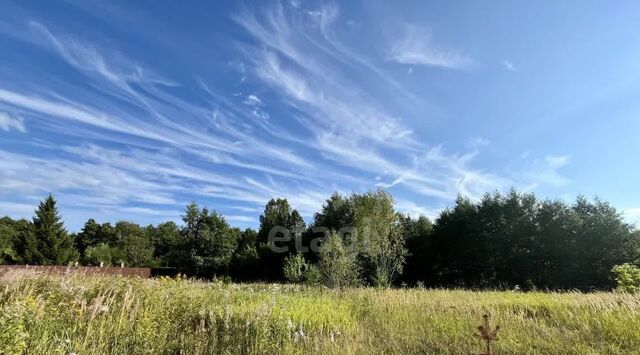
32 195 78 265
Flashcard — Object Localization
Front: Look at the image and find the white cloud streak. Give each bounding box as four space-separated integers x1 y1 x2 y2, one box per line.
502 59 517 72
233 2 568 204
395 199 442 220
0 111 26 132
0 7 572 228
389 25 473 70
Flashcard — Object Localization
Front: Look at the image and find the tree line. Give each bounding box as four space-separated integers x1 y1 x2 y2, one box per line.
0 189 638 290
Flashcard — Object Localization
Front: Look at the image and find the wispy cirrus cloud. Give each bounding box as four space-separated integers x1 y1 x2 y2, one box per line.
389 24 473 70
3 21 322 175
28 21 177 89
515 154 572 192
0 2 574 230
234 1 566 208
0 88 172 143
0 111 26 132
0 142 334 223
545 155 571 169
226 215 257 223
502 59 517 72
0 19 342 226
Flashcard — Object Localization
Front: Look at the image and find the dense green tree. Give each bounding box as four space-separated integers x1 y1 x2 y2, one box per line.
181 202 239 273
200 212 239 270
149 221 188 267
476 190 538 287
350 190 407 287
119 234 154 267
238 228 258 251
311 191 407 287
230 228 260 281
256 198 306 280
313 193 353 232
99 222 119 246
7 218 39 264
114 221 143 242
399 214 433 284
75 219 101 257
75 220 120 264
182 202 201 255
231 244 260 281
0 219 18 264
572 197 638 289
32 195 78 265
258 198 306 245
85 243 115 266
534 200 581 288
428 196 483 286
419 191 640 290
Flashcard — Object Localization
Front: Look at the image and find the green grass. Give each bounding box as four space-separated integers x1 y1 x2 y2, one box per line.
1 274 640 354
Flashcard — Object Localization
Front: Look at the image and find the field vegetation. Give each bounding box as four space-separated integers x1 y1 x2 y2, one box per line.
2 274 640 354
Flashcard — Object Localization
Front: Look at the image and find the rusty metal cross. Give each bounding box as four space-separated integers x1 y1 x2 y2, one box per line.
474 314 500 355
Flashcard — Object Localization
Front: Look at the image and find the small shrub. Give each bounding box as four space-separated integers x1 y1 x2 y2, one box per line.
612 263 640 293
283 253 307 283
303 264 321 285
317 232 360 288
84 243 114 266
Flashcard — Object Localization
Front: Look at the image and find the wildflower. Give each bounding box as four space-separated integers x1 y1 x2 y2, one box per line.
329 329 341 342
294 325 305 341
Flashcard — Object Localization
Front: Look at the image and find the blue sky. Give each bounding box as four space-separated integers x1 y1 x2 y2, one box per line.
1 1 639 231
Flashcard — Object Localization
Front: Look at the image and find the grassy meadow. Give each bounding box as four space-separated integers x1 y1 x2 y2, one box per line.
1 274 640 354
